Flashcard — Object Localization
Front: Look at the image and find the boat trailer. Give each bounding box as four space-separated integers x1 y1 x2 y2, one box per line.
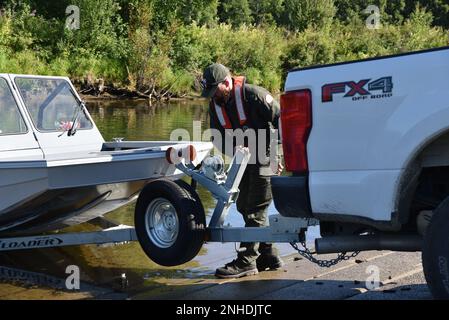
0 146 317 266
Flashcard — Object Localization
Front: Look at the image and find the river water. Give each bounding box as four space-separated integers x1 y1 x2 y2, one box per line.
0 98 319 298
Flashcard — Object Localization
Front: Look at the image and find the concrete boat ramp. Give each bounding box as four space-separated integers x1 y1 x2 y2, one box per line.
132 250 431 300
0 245 432 300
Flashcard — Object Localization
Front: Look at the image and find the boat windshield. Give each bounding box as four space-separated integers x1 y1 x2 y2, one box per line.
0 78 27 135
15 77 92 132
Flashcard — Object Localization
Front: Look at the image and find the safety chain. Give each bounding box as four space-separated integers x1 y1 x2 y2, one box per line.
290 241 361 268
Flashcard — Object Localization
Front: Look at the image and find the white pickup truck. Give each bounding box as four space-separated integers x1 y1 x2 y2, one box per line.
272 46 449 299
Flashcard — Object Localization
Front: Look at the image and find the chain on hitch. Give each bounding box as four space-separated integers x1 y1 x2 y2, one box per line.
290 241 361 268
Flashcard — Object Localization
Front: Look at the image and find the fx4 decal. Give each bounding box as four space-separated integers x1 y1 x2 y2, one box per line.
322 76 393 102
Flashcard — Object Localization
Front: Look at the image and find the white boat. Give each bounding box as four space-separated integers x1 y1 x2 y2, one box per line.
0 74 212 235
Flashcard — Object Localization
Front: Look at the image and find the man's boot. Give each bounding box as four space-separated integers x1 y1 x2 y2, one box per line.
256 243 284 271
215 259 258 279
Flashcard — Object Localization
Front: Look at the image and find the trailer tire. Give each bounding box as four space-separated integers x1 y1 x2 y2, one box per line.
422 196 449 299
175 179 201 203
135 179 205 266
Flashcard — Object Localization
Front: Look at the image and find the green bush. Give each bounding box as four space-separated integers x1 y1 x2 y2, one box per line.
284 6 449 75
170 23 286 93
0 1 448 97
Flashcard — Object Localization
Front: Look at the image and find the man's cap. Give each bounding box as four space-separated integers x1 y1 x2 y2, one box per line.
201 63 230 98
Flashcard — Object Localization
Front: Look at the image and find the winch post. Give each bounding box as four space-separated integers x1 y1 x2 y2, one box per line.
175 146 251 228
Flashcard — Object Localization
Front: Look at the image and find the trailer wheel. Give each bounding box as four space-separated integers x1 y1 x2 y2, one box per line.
422 197 449 299
175 179 201 203
135 179 206 266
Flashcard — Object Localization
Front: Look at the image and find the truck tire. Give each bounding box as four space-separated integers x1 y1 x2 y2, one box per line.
134 179 206 266
422 196 449 299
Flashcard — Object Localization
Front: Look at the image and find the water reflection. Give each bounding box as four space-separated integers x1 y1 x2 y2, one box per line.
88 99 211 142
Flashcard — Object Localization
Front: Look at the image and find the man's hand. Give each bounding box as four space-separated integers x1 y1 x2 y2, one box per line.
277 162 284 175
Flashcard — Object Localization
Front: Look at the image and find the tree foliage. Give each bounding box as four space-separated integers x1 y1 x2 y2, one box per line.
0 0 448 97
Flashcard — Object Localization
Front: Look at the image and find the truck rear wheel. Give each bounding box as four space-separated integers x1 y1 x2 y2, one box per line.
134 179 206 266
422 197 449 299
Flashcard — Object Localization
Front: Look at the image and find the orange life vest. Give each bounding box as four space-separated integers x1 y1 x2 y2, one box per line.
210 76 248 129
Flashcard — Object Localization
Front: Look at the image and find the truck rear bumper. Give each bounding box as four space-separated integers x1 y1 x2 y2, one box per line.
271 176 313 218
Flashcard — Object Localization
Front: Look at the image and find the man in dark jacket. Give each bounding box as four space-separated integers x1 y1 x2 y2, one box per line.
201 63 284 278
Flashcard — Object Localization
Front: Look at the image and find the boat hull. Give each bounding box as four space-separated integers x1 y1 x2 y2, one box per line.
0 141 212 235
0 180 156 235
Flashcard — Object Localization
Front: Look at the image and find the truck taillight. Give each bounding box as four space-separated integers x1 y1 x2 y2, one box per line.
280 89 312 173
